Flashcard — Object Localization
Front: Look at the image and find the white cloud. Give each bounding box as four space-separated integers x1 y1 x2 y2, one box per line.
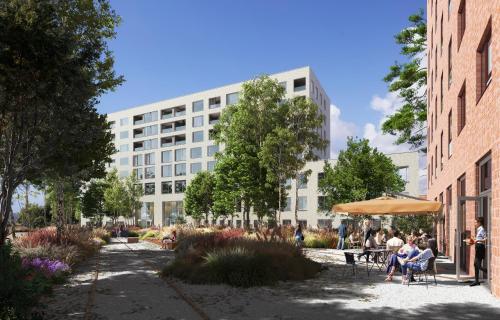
370 91 402 116
329 104 357 158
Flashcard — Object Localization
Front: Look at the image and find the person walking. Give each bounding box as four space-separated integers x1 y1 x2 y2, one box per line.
470 217 487 287
337 220 347 250
294 224 304 247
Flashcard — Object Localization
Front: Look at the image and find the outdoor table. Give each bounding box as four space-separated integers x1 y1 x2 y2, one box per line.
365 248 391 275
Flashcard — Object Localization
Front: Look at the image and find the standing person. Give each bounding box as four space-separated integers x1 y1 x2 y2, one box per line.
362 219 372 244
294 224 304 247
358 229 377 261
470 217 487 286
337 220 347 250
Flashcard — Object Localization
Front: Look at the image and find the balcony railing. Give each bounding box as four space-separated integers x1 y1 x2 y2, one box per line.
161 113 173 120
175 110 186 117
161 127 174 134
209 103 221 109
174 125 186 132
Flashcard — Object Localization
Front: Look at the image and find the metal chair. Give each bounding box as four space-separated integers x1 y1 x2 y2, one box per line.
407 257 437 288
342 252 357 277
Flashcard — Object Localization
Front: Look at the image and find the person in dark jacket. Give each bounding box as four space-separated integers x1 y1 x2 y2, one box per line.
337 220 347 250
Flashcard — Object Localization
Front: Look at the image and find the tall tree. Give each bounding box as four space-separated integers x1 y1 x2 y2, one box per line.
184 171 215 225
123 173 143 225
0 0 122 245
81 179 109 226
382 10 427 150
103 169 127 225
319 137 405 209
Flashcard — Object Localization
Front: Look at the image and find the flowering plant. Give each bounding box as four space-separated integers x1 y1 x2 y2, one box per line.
22 257 70 277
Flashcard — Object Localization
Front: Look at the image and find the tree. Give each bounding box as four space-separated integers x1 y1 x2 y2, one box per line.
392 215 434 236
81 179 109 226
122 173 143 225
103 170 127 225
382 10 427 150
18 204 48 229
0 0 122 245
319 137 406 209
184 171 215 224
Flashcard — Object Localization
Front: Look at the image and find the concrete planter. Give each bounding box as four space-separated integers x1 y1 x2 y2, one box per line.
127 237 139 243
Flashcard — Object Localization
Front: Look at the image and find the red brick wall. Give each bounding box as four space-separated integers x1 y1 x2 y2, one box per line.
427 0 500 297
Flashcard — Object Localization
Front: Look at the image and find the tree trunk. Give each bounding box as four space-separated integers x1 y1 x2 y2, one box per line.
0 179 16 246
277 181 282 226
24 183 30 210
10 206 16 239
56 181 65 243
294 174 299 226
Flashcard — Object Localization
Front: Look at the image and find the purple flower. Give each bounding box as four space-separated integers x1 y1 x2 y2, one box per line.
22 257 70 277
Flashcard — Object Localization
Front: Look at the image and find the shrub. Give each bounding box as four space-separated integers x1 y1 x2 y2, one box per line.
92 228 111 243
139 230 159 240
303 230 339 249
14 243 82 266
127 230 139 237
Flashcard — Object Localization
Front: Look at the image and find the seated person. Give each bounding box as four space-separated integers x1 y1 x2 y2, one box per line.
161 230 177 249
349 231 359 247
400 239 436 284
357 229 377 261
386 230 404 249
385 235 419 281
375 228 386 246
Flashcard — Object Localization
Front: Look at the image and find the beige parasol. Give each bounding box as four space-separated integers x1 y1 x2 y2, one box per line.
332 196 443 215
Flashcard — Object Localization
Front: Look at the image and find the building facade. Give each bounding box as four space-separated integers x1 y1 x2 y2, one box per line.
427 0 499 296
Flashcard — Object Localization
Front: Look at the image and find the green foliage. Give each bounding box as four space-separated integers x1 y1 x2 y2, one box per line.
184 171 215 223
18 205 49 229
123 173 143 219
0 244 48 319
81 179 109 225
382 10 427 150
392 215 434 236
303 231 338 249
319 138 405 209
139 230 160 240
103 169 127 223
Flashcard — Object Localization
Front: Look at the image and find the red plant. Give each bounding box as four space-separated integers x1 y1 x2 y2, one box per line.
215 228 245 241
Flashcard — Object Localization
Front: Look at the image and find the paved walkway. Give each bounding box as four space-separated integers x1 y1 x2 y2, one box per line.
42 244 500 320
41 239 203 320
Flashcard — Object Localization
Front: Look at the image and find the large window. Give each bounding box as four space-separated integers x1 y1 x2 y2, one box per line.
457 0 466 48
207 160 216 172
120 118 129 126
192 131 204 143
317 196 326 211
133 154 143 167
448 39 453 88
119 144 129 152
477 23 492 100
190 147 202 159
209 97 221 109
144 182 155 195
161 150 172 163
145 166 155 179
207 145 219 157
284 197 292 211
448 110 453 157
398 167 409 183
161 181 172 194
144 152 155 165
133 168 143 180
192 100 204 112
458 82 466 135
478 155 492 193
175 148 186 161
440 132 443 170
192 116 204 128
119 157 129 165
120 131 129 139
162 201 184 226
297 196 307 210
190 162 202 174
175 180 186 193
175 163 186 176
293 78 306 92
226 92 239 105
161 164 172 177
297 173 307 189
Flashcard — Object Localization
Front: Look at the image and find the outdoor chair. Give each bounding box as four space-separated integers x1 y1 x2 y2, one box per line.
407 257 437 288
342 252 357 277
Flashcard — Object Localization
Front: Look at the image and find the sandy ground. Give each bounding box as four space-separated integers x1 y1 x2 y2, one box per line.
41 242 500 320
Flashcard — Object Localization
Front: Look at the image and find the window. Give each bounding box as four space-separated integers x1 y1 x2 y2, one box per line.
440 131 444 170
448 39 453 88
119 144 129 152
435 146 438 177
207 160 216 172
398 167 409 183
317 196 326 211
207 145 219 157
284 197 292 211
162 201 184 226
226 92 239 105
134 111 158 125
120 118 129 126
458 174 466 217
317 219 332 229
161 181 172 194
161 150 172 163
298 220 307 228
175 180 186 193
119 170 129 178
161 164 172 177
317 172 325 186
133 168 143 180
282 219 292 226
175 148 186 161
144 152 155 165
175 163 186 176
144 182 155 195
209 97 221 109
478 155 492 193
293 78 306 92
448 110 453 157
440 73 443 112
119 131 129 139
192 131 204 143
477 22 492 100
297 196 307 210
190 162 202 174
458 82 466 135
192 116 203 127
192 100 204 112
145 166 155 179
133 154 143 167
458 0 466 48
448 0 452 19
120 157 129 165
297 173 307 189
190 147 202 159
440 14 443 55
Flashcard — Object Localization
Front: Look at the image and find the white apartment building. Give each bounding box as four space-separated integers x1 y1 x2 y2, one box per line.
82 67 333 228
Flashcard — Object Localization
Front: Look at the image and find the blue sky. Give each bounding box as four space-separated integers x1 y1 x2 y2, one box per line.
99 0 426 156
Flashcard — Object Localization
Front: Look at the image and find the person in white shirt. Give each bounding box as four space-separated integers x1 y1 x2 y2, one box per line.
386 230 404 249
358 229 377 261
470 217 487 286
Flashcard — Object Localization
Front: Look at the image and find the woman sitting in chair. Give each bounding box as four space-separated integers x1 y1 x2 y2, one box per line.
385 235 419 281
161 230 177 250
400 239 437 284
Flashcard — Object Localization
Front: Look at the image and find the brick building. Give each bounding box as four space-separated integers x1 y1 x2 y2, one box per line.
427 0 499 296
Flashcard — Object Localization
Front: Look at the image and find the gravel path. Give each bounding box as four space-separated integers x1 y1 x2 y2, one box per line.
41 243 500 320
41 239 203 320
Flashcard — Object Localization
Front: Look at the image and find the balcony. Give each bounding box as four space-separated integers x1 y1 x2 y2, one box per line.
133 129 145 139
174 134 186 145
161 125 174 134
174 105 186 117
161 109 173 120
161 137 174 148
209 96 221 109
293 77 306 92
133 115 144 126
209 113 220 125
133 142 144 151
